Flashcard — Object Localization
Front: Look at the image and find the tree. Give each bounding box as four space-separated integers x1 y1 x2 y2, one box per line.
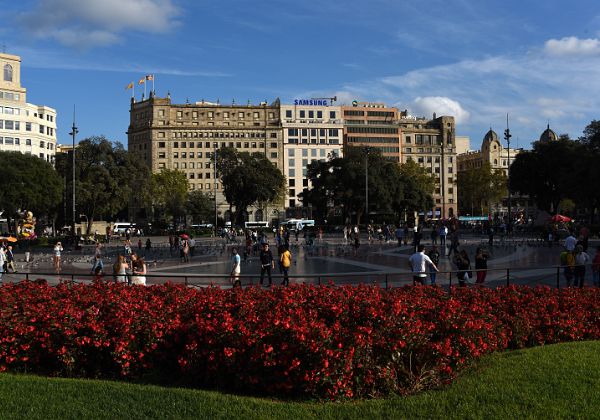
55 136 151 234
150 169 189 224
186 190 214 224
0 151 63 226
215 147 285 225
457 162 507 215
300 148 435 224
509 138 581 213
578 120 600 151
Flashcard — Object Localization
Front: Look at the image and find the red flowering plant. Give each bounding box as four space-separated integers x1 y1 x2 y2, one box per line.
0 280 598 400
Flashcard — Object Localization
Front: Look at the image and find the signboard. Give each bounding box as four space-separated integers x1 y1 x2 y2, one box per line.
294 99 329 106
458 216 489 221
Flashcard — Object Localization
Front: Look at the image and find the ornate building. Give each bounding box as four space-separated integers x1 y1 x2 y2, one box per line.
0 53 57 163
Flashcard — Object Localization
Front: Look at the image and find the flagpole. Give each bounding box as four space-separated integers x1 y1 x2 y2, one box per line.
144 80 147 99
152 75 155 95
131 83 135 99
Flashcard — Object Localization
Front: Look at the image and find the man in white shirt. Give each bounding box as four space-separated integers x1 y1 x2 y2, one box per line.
409 245 439 285
564 233 577 252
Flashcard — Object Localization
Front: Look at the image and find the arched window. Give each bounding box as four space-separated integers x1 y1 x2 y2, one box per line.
494 159 498 165
3 64 12 82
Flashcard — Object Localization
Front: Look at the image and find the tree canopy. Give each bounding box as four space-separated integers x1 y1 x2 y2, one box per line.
150 169 189 223
0 151 63 221
215 147 285 225
300 147 435 224
186 190 214 225
55 136 151 233
458 162 507 215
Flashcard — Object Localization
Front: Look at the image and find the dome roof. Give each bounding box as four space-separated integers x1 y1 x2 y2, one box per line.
539 124 558 142
483 129 499 144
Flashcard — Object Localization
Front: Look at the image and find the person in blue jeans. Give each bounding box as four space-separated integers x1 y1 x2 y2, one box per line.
427 246 440 285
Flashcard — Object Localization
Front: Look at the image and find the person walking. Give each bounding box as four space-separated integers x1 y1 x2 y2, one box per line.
430 226 439 245
560 249 575 287
573 245 590 288
592 245 600 287
113 255 129 284
130 254 147 286
280 246 292 286
475 247 489 284
53 241 63 274
447 231 460 257
353 226 360 256
426 246 440 285
395 225 404 247
182 239 190 263
439 225 448 248
0 247 5 283
230 248 241 288
189 237 196 257
6 246 16 274
409 244 438 286
453 249 472 287
259 243 275 287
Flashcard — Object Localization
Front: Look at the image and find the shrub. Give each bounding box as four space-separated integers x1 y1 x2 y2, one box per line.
0 282 598 399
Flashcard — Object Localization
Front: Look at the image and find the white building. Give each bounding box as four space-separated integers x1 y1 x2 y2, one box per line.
280 102 343 215
0 53 57 163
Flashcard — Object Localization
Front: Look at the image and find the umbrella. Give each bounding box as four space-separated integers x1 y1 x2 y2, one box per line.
549 214 571 223
179 233 190 240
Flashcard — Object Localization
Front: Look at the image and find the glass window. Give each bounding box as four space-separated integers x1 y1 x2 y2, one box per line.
299 110 305 118
288 149 295 157
289 159 295 166
308 111 314 118
3 64 12 82
329 111 336 119
286 110 292 118
317 111 322 118
302 149 308 157
311 149 317 157
288 168 295 177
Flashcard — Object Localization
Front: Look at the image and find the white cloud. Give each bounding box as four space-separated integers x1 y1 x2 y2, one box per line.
410 96 470 123
19 0 180 48
544 36 600 57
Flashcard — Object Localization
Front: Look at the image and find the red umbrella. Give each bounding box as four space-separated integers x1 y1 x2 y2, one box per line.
549 214 571 223
179 233 190 240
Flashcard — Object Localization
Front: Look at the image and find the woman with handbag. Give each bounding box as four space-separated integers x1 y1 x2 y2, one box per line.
453 249 472 287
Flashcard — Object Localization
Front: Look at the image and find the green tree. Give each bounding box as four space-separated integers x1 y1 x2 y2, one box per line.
186 190 214 224
0 151 63 226
397 159 436 216
458 162 507 215
578 120 600 151
215 147 285 225
510 138 580 213
55 136 151 234
150 169 189 224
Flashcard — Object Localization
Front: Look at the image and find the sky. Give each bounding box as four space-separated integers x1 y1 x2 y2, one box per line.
3 0 600 150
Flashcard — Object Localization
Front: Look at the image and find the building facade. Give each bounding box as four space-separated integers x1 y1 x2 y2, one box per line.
0 53 57 163
127 95 283 223
342 103 401 161
280 102 343 216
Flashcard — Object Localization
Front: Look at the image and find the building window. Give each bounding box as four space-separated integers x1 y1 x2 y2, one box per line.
25 138 31 146
25 122 31 131
329 111 336 119
405 135 411 143
158 152 166 158
288 168 295 177
158 142 165 148
299 110 305 118
308 111 314 119
3 64 12 82
270 152 277 158
285 110 292 118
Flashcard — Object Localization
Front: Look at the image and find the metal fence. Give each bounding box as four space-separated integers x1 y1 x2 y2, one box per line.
9 262 598 290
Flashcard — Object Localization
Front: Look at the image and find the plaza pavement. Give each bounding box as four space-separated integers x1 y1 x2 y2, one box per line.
1 231 595 289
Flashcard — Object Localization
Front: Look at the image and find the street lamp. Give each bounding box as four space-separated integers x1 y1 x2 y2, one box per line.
504 114 512 234
69 109 78 238
364 147 371 225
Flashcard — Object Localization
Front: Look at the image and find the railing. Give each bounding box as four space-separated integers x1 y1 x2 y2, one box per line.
8 263 598 290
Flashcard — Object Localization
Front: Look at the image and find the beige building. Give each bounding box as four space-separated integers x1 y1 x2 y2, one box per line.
457 129 523 176
280 103 343 216
127 95 283 223
399 112 458 219
0 53 57 163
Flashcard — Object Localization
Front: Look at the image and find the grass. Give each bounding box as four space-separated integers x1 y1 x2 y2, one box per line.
0 341 599 419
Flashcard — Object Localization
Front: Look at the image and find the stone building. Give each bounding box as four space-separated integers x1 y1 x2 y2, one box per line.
280 102 343 217
127 95 283 224
0 53 57 163
398 112 458 219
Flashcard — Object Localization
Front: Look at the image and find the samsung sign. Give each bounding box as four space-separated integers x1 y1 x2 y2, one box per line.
294 99 329 106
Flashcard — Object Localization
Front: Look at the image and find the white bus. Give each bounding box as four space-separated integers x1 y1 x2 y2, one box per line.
282 219 315 231
244 221 269 229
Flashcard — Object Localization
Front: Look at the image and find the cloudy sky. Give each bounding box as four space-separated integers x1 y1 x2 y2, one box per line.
3 0 600 149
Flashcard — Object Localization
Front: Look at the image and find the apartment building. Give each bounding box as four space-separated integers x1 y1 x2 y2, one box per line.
399 112 457 219
127 95 283 223
280 102 343 216
0 53 57 163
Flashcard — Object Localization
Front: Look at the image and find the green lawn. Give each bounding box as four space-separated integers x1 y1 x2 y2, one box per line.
0 341 599 419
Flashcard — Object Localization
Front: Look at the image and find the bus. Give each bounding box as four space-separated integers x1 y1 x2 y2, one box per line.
244 221 269 229
282 219 315 231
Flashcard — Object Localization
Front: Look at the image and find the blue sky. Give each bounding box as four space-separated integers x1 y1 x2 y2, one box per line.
3 0 600 149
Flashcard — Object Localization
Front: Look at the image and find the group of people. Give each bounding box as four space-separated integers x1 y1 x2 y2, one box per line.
409 243 490 287
0 243 17 281
559 231 600 287
229 242 293 288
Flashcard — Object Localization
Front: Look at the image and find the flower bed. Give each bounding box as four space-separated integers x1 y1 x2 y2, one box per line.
0 282 598 399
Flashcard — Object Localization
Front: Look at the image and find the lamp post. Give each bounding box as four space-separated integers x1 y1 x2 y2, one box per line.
364 147 371 226
69 110 78 238
504 114 512 234
214 144 218 237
